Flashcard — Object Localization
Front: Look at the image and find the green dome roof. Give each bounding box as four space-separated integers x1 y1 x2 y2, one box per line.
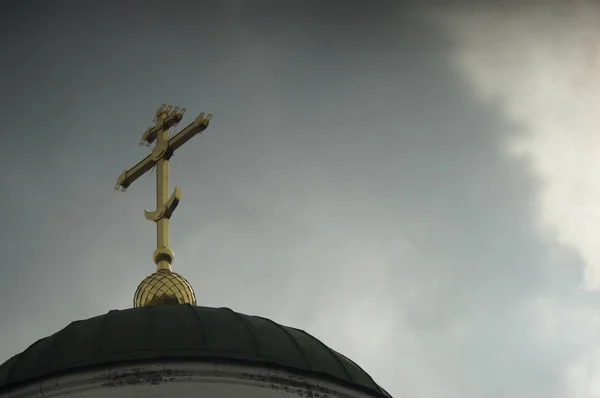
0 305 390 397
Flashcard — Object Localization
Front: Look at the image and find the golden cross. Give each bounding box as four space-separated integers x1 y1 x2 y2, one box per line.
115 105 212 272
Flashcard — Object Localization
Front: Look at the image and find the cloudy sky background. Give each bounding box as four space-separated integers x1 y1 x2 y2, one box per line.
2 1 600 397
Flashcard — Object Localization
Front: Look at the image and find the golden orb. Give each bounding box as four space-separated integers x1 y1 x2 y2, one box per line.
134 269 196 307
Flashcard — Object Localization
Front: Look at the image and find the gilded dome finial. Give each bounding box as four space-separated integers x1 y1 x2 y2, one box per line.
114 105 213 307
133 268 197 307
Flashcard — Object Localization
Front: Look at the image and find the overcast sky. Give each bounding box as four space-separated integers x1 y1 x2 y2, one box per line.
1 1 600 397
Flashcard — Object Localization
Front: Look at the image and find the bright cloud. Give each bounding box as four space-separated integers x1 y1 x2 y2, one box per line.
419 2 600 396
423 0 600 290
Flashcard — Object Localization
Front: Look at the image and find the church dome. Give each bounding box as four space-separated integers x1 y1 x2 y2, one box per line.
0 305 390 397
133 269 196 307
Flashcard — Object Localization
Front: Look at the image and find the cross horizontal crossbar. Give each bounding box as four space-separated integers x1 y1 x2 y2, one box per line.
115 112 212 191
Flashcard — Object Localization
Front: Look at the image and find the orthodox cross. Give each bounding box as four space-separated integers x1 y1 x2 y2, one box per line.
115 105 212 272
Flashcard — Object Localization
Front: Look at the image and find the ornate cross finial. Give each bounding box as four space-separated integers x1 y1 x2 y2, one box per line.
115 105 212 272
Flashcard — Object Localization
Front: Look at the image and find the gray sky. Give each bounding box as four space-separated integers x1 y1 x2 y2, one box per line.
1 1 600 397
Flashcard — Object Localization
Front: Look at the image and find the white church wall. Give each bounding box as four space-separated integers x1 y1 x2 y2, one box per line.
1 361 377 398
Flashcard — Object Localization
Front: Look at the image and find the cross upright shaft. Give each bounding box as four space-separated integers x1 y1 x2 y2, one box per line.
154 126 173 269
115 105 213 271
